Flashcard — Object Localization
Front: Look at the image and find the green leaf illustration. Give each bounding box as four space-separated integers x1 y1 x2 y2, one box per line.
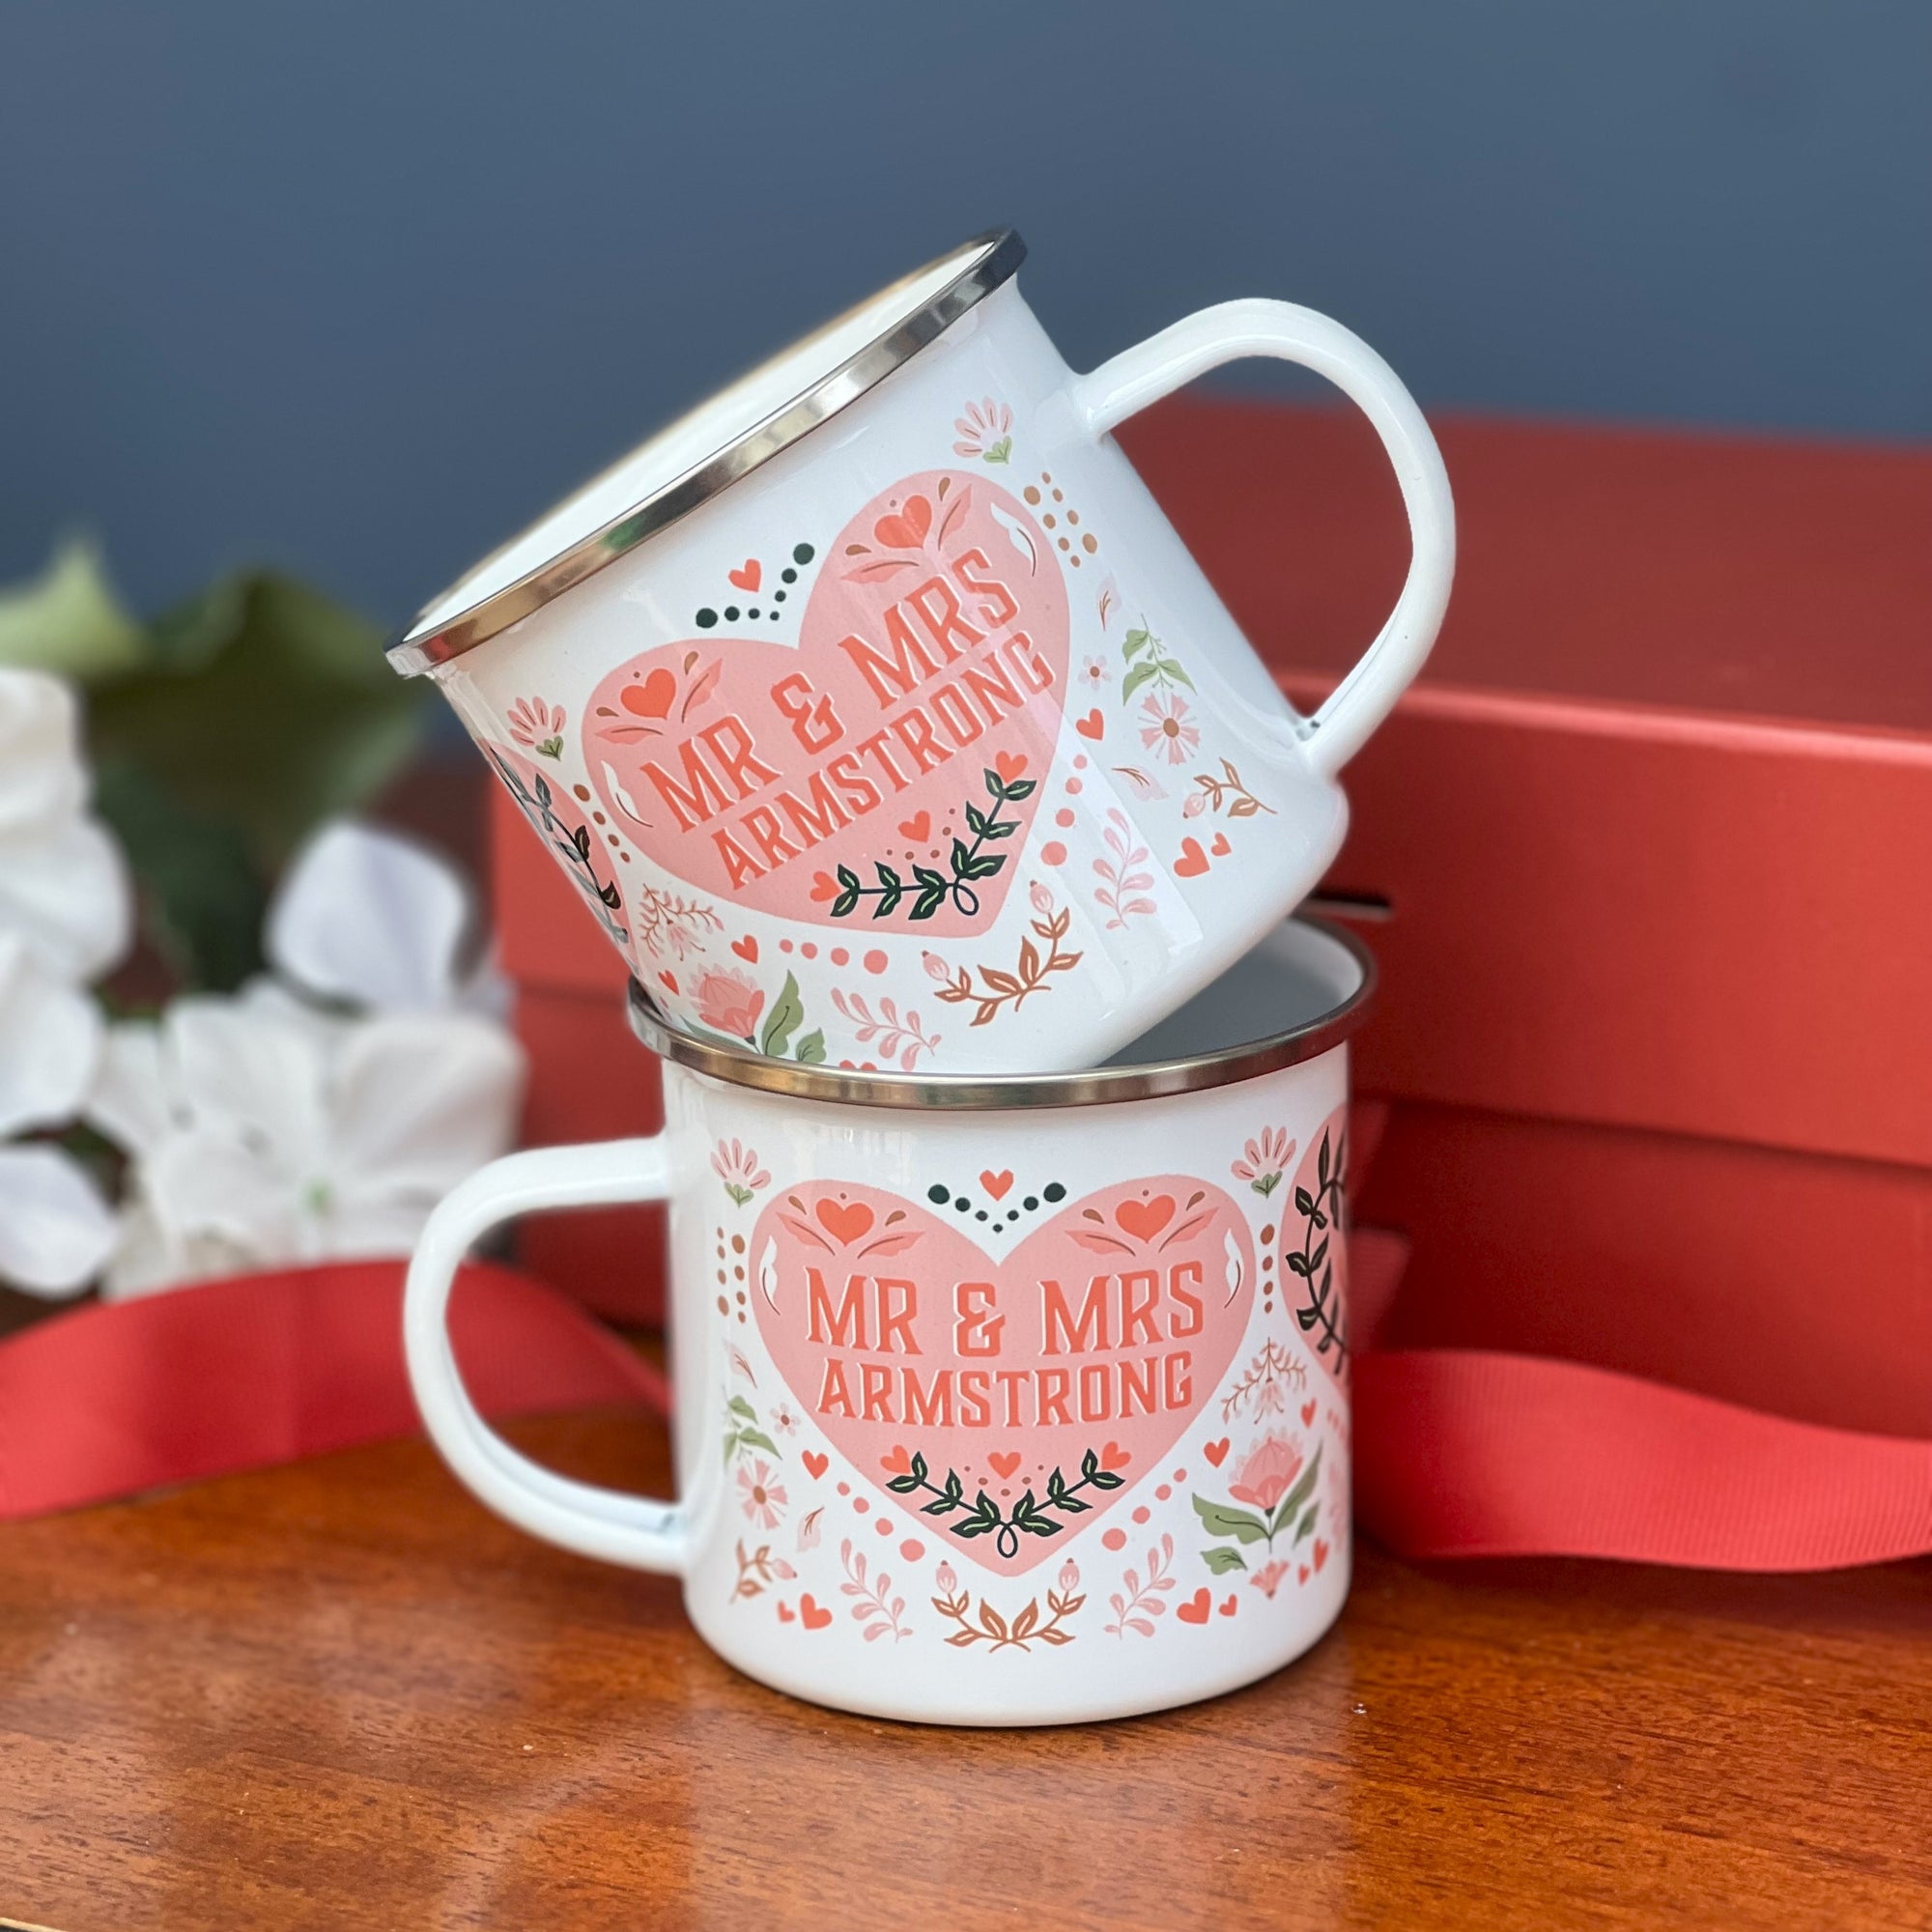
759 972 805 1056
1268 1446 1324 1538
1121 658 1161 703
726 1395 757 1421
983 437 1012 465
1122 626 1155 663
1192 1497 1271 1544
793 1029 827 1065
1202 1547 1249 1575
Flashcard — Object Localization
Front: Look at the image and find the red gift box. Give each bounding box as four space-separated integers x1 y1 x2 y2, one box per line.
495 399 1932 1436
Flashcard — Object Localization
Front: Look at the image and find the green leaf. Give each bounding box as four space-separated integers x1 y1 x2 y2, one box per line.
1121 659 1161 704
1154 658 1195 692
758 972 804 1057
1202 1546 1249 1575
961 850 1006 882
1087 1468 1124 1491
722 1430 742 1467
1000 778 1036 801
92 756 267 991
886 1472 923 1493
0 540 147 682
1269 1447 1323 1537
726 1395 757 1420
952 1513 998 1539
1292 1503 1320 1547
1191 1497 1271 1544
964 801 990 838
1122 626 1154 663
87 572 429 869
735 1429 781 1459
793 1029 827 1065
983 437 1011 465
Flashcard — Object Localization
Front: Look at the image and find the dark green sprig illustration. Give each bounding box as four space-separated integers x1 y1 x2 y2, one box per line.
830 766 1036 922
887 1446 1123 1560
1289 1128 1349 1374
489 749 626 945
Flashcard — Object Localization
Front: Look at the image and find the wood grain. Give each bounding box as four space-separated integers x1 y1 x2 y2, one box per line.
1 1407 1927 1930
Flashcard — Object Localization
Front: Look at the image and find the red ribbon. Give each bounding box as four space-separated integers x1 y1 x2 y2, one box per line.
3 1238 1925 1571
0 1261 666 1522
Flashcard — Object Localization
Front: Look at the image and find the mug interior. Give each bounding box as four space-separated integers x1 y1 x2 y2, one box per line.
1108 919 1363 1067
411 235 1010 639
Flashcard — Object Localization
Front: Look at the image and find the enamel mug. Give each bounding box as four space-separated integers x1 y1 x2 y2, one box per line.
388 230 1448 1073
404 918 1371 1726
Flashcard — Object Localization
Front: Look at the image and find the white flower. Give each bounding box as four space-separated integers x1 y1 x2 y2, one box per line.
86 985 525 1298
265 819 507 1018
0 903 119 1299
0 1143 117 1297
0 668 129 982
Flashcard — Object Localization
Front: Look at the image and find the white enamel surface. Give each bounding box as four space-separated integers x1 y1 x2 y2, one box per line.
404 926 1360 1725
430 269 1450 1074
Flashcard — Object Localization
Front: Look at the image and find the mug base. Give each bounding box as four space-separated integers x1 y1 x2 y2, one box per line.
683 1548 1350 1728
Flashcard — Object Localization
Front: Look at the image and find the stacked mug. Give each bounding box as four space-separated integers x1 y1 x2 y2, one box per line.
396 232 1453 1726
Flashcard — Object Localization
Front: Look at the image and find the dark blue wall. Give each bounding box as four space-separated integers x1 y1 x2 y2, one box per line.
3 1 1925 625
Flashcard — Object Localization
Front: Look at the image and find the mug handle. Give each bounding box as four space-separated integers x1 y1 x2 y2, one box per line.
1067 298 1455 780
403 1136 688 1574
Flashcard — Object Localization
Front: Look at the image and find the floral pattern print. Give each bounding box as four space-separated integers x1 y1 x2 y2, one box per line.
952 397 1012 465
737 1457 788 1529
1232 1127 1294 1197
713 1137 771 1207
1140 692 1200 766
507 696 565 758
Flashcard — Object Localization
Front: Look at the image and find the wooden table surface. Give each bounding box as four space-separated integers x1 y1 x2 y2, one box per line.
3 1406 1928 1931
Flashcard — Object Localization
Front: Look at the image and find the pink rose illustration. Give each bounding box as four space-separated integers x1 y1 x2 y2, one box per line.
695 969 764 1039
1227 1434 1305 1514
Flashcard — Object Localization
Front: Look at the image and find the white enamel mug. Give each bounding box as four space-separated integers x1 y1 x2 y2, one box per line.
389 230 1448 1073
404 919 1370 1726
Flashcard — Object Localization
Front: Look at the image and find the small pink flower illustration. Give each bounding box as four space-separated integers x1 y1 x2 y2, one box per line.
771 1402 801 1437
1250 1559 1290 1599
1080 654 1108 690
1139 692 1200 766
922 949 953 985
952 397 1013 464
1228 1434 1306 1514
737 1458 787 1529
712 1136 770 1206
1182 787 1208 818
935 1560 958 1596
1058 1558 1081 1595
1231 1126 1295 1198
508 696 566 758
1029 879 1054 917
695 969 765 1040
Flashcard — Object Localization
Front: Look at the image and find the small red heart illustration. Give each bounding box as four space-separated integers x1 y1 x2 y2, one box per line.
988 1451 1023 1479
980 1168 1013 1200
1314 1538 1330 1573
1178 1587 1211 1625
880 1444 913 1477
1204 1437 1231 1467
898 810 931 841
658 972 678 994
731 934 758 963
777 1601 796 1623
1075 708 1104 740
1210 831 1233 857
800 1594 834 1631
1218 1593 1238 1617
1297 1564 1311 1585
815 1198 875 1244
728 558 761 592
1098 1440 1131 1472
992 750 1029 785
1174 836 1210 878
872 496 933 550
620 668 678 719
803 1450 829 1480
1116 1194 1176 1242
1300 1400 1318 1428
810 870 838 902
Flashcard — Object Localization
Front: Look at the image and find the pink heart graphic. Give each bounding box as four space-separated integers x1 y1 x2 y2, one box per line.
582 471 1068 946
751 1175 1257 1577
